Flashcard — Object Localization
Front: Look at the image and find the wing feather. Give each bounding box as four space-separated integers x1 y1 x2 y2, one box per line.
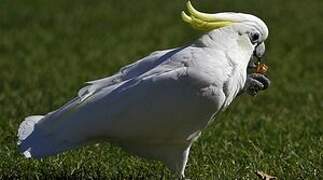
78 48 181 102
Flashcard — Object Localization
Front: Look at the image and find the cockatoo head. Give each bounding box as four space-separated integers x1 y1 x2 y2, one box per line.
182 1 268 65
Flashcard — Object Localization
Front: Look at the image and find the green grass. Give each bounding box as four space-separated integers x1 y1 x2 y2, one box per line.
0 0 322 179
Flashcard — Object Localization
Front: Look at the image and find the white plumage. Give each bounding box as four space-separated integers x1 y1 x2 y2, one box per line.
17 1 269 177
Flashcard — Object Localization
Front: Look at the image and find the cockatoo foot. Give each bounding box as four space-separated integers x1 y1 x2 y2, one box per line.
244 73 271 96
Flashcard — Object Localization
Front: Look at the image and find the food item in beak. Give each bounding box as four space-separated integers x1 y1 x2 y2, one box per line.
256 63 268 74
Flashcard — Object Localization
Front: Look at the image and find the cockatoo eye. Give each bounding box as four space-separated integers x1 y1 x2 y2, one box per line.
250 32 260 44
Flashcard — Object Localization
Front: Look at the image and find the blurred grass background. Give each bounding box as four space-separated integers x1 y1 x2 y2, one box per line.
0 0 322 179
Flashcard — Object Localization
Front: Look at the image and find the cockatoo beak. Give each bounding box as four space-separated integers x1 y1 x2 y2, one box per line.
254 42 265 61
248 42 265 70
248 42 267 73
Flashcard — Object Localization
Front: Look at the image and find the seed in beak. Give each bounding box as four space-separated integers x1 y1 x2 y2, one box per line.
256 63 268 74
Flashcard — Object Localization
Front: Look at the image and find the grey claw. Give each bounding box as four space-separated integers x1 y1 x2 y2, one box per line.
248 73 271 90
245 78 264 96
243 73 271 96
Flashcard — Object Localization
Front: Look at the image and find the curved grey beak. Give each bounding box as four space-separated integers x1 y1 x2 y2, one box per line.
248 42 266 69
254 42 266 60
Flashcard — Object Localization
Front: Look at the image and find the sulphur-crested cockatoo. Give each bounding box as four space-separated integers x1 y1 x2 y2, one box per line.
17 1 270 177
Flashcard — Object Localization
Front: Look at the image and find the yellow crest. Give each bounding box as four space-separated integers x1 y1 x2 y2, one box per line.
181 1 233 31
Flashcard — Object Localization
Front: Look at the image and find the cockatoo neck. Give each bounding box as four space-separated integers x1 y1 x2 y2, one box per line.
194 26 253 90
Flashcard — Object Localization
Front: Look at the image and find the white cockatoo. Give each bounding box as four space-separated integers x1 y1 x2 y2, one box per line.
17 1 270 178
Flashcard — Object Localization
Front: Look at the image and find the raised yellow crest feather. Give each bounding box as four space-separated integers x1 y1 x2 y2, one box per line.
181 1 233 31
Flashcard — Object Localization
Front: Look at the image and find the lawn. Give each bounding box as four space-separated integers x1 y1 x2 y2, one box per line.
0 0 322 179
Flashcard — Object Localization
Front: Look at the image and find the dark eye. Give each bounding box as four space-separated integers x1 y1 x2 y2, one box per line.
250 32 260 43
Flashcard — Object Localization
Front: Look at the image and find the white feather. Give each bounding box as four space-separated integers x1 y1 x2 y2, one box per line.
17 115 44 144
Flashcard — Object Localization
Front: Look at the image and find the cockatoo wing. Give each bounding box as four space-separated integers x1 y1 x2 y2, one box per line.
78 48 181 102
